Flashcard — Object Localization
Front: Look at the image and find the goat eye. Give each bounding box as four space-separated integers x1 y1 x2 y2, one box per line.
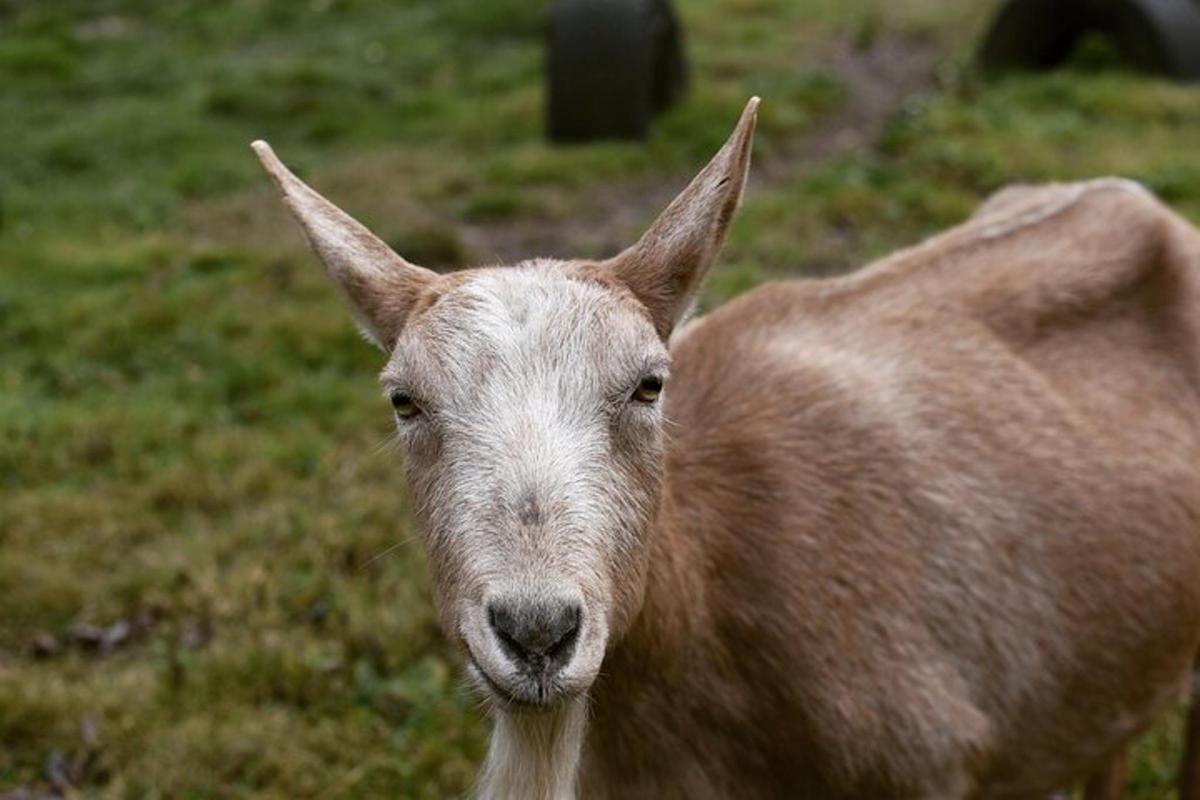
633 376 663 404
390 392 421 419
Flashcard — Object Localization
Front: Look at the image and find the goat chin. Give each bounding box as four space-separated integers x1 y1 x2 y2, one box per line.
476 696 587 800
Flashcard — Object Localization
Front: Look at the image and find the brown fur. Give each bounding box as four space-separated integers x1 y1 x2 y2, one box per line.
1084 749 1128 800
582 180 1200 798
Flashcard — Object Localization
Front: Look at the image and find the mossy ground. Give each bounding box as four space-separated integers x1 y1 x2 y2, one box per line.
2 1 1197 797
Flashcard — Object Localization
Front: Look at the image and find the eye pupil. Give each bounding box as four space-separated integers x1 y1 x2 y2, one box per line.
390 392 420 418
634 376 663 403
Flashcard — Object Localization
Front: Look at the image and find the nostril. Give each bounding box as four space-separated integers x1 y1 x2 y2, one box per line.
486 599 583 672
488 603 529 662
547 604 581 657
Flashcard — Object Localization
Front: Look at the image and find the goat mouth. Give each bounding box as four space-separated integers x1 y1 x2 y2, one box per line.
465 654 568 713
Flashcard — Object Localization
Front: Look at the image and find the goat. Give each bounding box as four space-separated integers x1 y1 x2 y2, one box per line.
253 98 1200 799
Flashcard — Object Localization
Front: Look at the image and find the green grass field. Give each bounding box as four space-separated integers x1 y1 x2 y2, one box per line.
2 0 1199 796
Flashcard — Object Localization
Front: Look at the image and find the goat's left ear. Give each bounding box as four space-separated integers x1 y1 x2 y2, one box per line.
606 97 759 339
251 140 439 350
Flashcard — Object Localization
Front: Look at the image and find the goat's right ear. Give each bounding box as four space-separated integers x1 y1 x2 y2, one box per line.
604 97 759 340
251 141 438 350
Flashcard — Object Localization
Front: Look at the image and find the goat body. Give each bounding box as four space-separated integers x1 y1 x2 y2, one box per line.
585 180 1200 798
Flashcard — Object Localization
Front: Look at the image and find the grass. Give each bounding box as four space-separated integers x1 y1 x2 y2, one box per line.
2 0 1198 796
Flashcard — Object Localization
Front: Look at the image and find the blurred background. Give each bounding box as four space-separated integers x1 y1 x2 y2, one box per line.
2 0 1199 797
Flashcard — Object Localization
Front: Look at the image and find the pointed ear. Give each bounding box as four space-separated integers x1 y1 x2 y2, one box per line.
251 141 438 350
606 97 759 339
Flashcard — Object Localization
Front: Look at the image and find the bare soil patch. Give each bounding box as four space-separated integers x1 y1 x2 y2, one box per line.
460 33 942 262
190 34 940 267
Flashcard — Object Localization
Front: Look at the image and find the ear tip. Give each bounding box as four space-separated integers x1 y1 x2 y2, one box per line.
250 140 297 191
736 97 761 139
729 97 760 152
251 139 278 167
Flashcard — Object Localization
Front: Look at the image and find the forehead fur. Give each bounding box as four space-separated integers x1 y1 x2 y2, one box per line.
380 259 667 402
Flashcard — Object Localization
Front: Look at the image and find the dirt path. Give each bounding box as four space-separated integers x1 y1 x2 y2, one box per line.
192 34 941 268
459 34 941 262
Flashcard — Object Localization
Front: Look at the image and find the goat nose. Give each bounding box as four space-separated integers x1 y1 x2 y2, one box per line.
487 598 581 674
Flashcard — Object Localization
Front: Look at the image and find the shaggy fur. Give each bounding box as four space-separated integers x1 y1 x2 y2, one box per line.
254 99 1200 799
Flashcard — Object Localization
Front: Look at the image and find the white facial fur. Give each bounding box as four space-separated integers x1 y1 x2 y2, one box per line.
380 260 669 708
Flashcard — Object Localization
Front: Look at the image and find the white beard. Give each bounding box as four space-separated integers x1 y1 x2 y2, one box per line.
476 695 588 800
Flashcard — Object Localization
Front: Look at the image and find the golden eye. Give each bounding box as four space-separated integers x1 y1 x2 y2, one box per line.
390 391 421 419
633 376 663 404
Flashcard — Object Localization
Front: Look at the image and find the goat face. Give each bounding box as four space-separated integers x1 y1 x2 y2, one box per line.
382 264 668 709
